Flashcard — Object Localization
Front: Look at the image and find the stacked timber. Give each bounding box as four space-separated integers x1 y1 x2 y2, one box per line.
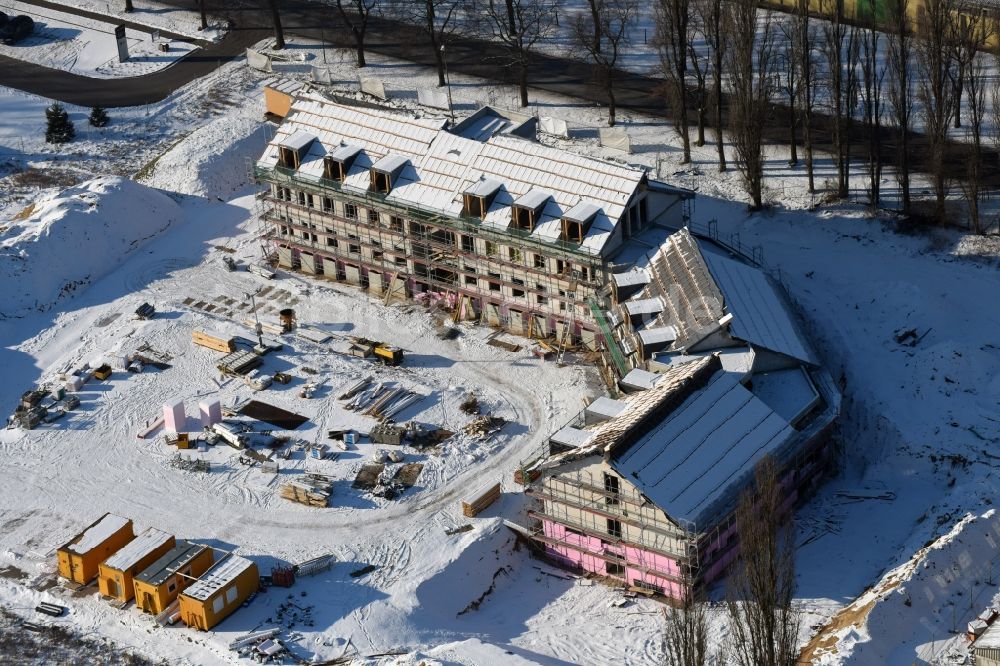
461 481 501 518
192 330 236 353
280 474 334 507
463 416 507 438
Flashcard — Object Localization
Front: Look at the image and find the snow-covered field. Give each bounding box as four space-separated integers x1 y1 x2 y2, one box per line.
0 24 998 665
0 0 202 78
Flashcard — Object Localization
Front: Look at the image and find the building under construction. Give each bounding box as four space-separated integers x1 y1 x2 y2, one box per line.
518 227 840 600
253 92 692 350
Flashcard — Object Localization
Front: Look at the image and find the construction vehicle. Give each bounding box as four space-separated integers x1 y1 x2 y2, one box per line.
92 364 113 381
373 344 404 366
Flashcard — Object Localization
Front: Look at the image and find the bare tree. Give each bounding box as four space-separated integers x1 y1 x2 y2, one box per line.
485 0 558 107
574 0 637 126
915 0 958 223
584 0 604 53
886 0 913 214
859 0 886 210
727 0 776 209
726 456 799 666
694 0 728 170
959 18 995 234
335 0 380 67
822 0 861 199
392 0 466 86
655 0 692 161
687 7 710 147
950 7 985 129
267 0 285 49
795 0 817 192
662 593 712 666
778 18 800 166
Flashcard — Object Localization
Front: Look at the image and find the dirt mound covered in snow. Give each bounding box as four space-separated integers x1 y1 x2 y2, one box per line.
140 114 271 197
0 176 183 318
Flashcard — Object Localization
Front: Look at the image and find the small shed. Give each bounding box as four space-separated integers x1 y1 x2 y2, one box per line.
57 513 134 585
178 555 259 631
98 528 175 602
134 540 215 615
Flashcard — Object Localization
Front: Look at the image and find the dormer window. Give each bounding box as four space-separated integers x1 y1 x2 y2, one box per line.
561 201 600 243
276 131 316 170
371 155 408 194
463 178 502 219
512 189 549 232
324 144 361 183
324 158 346 181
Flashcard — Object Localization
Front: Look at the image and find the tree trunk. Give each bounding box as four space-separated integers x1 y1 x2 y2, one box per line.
697 103 706 146
199 0 207 30
505 0 517 35
519 62 529 107
427 2 446 87
356 33 366 67
788 102 798 166
269 0 285 50
608 77 617 126
125 0 134 12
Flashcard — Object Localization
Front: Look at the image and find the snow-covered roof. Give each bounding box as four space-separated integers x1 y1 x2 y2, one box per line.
612 371 795 524
551 426 596 449
257 93 664 256
625 297 663 317
612 268 649 289
977 620 1000 649
135 540 208 587
102 527 173 572
62 513 131 555
182 555 255 601
465 177 504 198
585 396 629 421
540 356 719 470
749 367 821 426
265 78 305 96
699 243 817 365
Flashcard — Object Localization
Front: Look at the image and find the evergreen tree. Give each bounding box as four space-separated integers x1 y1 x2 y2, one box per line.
89 106 109 128
45 103 75 144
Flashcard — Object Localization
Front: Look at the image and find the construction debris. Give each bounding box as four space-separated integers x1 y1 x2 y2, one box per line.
170 454 211 473
349 564 377 578
281 474 334 507
352 464 385 490
134 303 155 320
459 394 480 415
463 416 507 438
35 602 66 617
445 525 474 536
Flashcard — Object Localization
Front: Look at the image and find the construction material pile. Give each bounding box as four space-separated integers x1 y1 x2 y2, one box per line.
462 482 501 518
281 474 333 507
343 379 424 420
463 416 507 438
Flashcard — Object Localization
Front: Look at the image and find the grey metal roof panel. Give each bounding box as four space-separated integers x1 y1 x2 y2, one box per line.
699 244 818 365
372 154 409 174
563 201 601 223
136 540 208 587
638 326 678 347
515 188 551 210
464 177 504 197
329 144 363 162
278 131 316 152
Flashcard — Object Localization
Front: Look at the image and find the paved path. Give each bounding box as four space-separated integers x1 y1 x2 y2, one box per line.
0 0 266 107
0 0 995 193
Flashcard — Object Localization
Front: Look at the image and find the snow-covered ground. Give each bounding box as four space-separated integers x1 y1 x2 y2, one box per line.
0 0 202 78
64 0 229 41
0 26 999 665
